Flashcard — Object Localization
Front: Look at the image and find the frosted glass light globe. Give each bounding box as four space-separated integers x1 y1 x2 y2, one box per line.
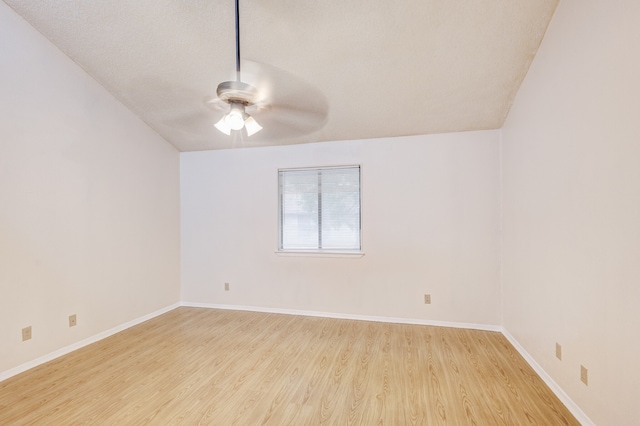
225 109 245 130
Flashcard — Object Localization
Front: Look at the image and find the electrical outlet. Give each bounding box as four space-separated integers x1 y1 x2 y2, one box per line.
69 314 77 327
580 365 588 385
22 326 32 341
424 294 431 304
224 282 230 291
555 343 562 360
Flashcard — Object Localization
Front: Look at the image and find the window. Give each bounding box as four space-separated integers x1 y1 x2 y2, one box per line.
278 166 361 252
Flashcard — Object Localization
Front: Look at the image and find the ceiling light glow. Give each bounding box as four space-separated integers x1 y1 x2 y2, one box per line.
225 105 246 130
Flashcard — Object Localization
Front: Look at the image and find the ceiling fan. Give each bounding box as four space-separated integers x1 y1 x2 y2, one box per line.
206 0 328 140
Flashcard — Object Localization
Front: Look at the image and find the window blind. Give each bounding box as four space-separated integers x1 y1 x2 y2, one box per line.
279 166 361 251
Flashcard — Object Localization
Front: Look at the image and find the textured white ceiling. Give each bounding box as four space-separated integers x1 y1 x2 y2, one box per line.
3 0 558 151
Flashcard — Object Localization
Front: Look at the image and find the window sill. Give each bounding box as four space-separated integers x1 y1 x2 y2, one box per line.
275 250 365 258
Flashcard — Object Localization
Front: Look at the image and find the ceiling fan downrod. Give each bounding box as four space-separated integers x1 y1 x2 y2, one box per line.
234 0 241 82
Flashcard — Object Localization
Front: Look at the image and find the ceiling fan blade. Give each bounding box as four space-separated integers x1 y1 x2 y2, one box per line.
245 109 325 141
236 59 329 139
203 96 230 112
160 110 216 135
256 106 326 131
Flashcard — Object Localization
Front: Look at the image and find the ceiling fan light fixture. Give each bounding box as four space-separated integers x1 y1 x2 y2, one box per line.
214 101 262 136
214 117 232 135
244 116 262 136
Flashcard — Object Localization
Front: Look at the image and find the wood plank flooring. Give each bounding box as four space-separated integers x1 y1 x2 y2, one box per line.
0 307 579 425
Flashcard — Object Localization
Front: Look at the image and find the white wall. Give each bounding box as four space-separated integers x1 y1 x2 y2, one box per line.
181 131 501 326
501 0 640 424
0 3 181 374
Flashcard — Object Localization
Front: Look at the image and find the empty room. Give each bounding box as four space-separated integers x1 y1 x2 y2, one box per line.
1 0 638 424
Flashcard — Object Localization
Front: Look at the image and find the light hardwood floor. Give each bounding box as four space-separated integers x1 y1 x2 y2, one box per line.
0 307 578 425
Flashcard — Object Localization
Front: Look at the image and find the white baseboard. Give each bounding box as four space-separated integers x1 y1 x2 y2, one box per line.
180 301 502 332
501 328 594 426
0 302 180 383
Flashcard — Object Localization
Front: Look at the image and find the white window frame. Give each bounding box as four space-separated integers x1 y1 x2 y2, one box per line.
277 165 363 257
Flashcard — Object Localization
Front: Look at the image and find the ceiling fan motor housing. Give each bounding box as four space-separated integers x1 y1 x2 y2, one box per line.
216 81 258 106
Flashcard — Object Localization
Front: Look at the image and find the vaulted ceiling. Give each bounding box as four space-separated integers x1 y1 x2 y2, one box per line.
3 0 558 151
